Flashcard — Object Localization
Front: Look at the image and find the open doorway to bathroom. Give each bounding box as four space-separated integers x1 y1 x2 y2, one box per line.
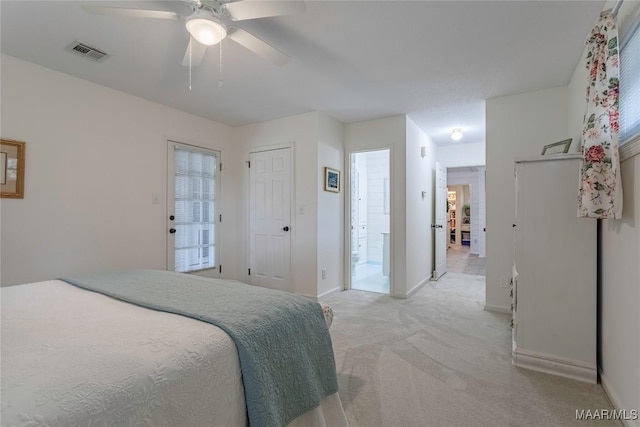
350 149 390 294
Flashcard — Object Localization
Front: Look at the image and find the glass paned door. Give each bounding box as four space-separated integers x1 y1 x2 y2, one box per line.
168 141 220 273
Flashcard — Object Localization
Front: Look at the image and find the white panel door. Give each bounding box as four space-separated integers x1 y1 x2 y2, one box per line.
433 162 447 280
249 148 292 291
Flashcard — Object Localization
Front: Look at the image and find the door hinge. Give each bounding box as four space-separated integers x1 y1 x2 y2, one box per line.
219 265 222 274
248 268 251 276
246 160 251 168
219 214 222 222
220 163 222 171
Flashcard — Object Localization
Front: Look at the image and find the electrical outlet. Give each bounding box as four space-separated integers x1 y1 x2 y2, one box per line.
321 268 326 279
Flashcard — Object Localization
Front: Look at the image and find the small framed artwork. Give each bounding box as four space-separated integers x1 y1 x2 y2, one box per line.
324 167 340 193
1 139 26 199
541 138 572 155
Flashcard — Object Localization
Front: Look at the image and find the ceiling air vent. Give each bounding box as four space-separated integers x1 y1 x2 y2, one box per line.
65 41 109 62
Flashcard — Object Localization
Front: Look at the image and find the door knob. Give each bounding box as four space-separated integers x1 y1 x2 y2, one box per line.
169 228 176 234
283 226 290 232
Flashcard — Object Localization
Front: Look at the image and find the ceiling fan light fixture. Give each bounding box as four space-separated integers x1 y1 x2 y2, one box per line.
185 14 227 46
451 128 463 141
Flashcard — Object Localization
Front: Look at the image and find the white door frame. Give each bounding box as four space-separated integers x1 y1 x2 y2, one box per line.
246 145 295 291
433 162 447 280
167 140 221 276
344 148 393 295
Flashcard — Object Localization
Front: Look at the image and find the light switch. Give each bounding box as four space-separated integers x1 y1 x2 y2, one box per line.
152 193 160 204
298 204 305 215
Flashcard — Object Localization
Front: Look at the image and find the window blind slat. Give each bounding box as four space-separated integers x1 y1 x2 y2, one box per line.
174 148 217 273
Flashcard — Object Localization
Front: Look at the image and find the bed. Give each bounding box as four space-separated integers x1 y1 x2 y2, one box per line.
1 270 347 427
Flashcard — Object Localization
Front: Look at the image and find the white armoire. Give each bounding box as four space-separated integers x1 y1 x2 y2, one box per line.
512 154 597 383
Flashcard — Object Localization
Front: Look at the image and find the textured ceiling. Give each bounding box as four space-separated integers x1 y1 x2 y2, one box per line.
0 1 604 146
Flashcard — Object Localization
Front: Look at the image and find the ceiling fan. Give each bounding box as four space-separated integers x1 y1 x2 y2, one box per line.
82 0 305 66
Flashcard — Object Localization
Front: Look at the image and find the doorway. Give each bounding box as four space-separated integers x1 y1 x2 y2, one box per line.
349 149 390 294
167 140 221 276
446 179 485 276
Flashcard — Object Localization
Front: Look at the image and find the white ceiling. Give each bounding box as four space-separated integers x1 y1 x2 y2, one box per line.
0 0 604 146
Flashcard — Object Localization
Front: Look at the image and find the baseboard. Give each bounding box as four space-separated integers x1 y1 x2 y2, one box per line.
318 286 343 301
513 347 597 384
600 370 640 427
484 304 511 314
407 276 431 298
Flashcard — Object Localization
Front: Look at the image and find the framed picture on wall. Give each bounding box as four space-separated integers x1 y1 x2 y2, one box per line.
541 138 572 155
1 139 25 199
324 167 340 193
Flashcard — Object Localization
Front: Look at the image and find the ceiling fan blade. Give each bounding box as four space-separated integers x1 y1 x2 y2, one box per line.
81 6 178 20
182 38 208 67
223 1 305 21
227 28 290 66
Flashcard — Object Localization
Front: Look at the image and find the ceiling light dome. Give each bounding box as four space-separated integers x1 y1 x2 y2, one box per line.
451 128 463 141
186 13 227 46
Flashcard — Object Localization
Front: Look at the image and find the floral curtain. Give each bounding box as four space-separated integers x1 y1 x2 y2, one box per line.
578 10 623 219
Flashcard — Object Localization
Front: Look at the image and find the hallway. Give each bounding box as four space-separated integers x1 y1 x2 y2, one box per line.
447 245 485 276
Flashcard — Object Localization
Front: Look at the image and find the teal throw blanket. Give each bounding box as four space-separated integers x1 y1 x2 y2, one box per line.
62 270 338 427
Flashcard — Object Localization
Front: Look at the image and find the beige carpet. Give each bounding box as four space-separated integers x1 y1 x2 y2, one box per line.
326 273 619 427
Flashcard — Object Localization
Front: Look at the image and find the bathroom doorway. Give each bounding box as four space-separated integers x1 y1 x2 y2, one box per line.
349 149 390 294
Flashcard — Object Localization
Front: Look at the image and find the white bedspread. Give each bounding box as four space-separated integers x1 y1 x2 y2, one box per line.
1 280 347 427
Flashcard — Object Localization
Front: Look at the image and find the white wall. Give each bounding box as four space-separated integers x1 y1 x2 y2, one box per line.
438 141 486 168
477 166 487 258
0 54 239 286
1 54 346 299
365 150 389 264
234 112 319 298
599 155 640 419
345 116 436 297
405 117 437 295
567 1 640 420
485 86 569 311
317 113 345 299
345 116 408 297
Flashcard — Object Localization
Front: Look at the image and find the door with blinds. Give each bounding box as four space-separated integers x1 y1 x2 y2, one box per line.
167 141 221 275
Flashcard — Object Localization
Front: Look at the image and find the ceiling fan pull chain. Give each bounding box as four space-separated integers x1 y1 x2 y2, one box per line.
189 37 193 91
219 39 223 88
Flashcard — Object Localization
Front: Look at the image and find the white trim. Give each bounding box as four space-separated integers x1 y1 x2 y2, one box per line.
407 276 431 298
484 304 512 314
600 370 640 427
515 153 581 164
318 286 343 301
512 348 597 384
294 292 319 302
620 134 640 161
